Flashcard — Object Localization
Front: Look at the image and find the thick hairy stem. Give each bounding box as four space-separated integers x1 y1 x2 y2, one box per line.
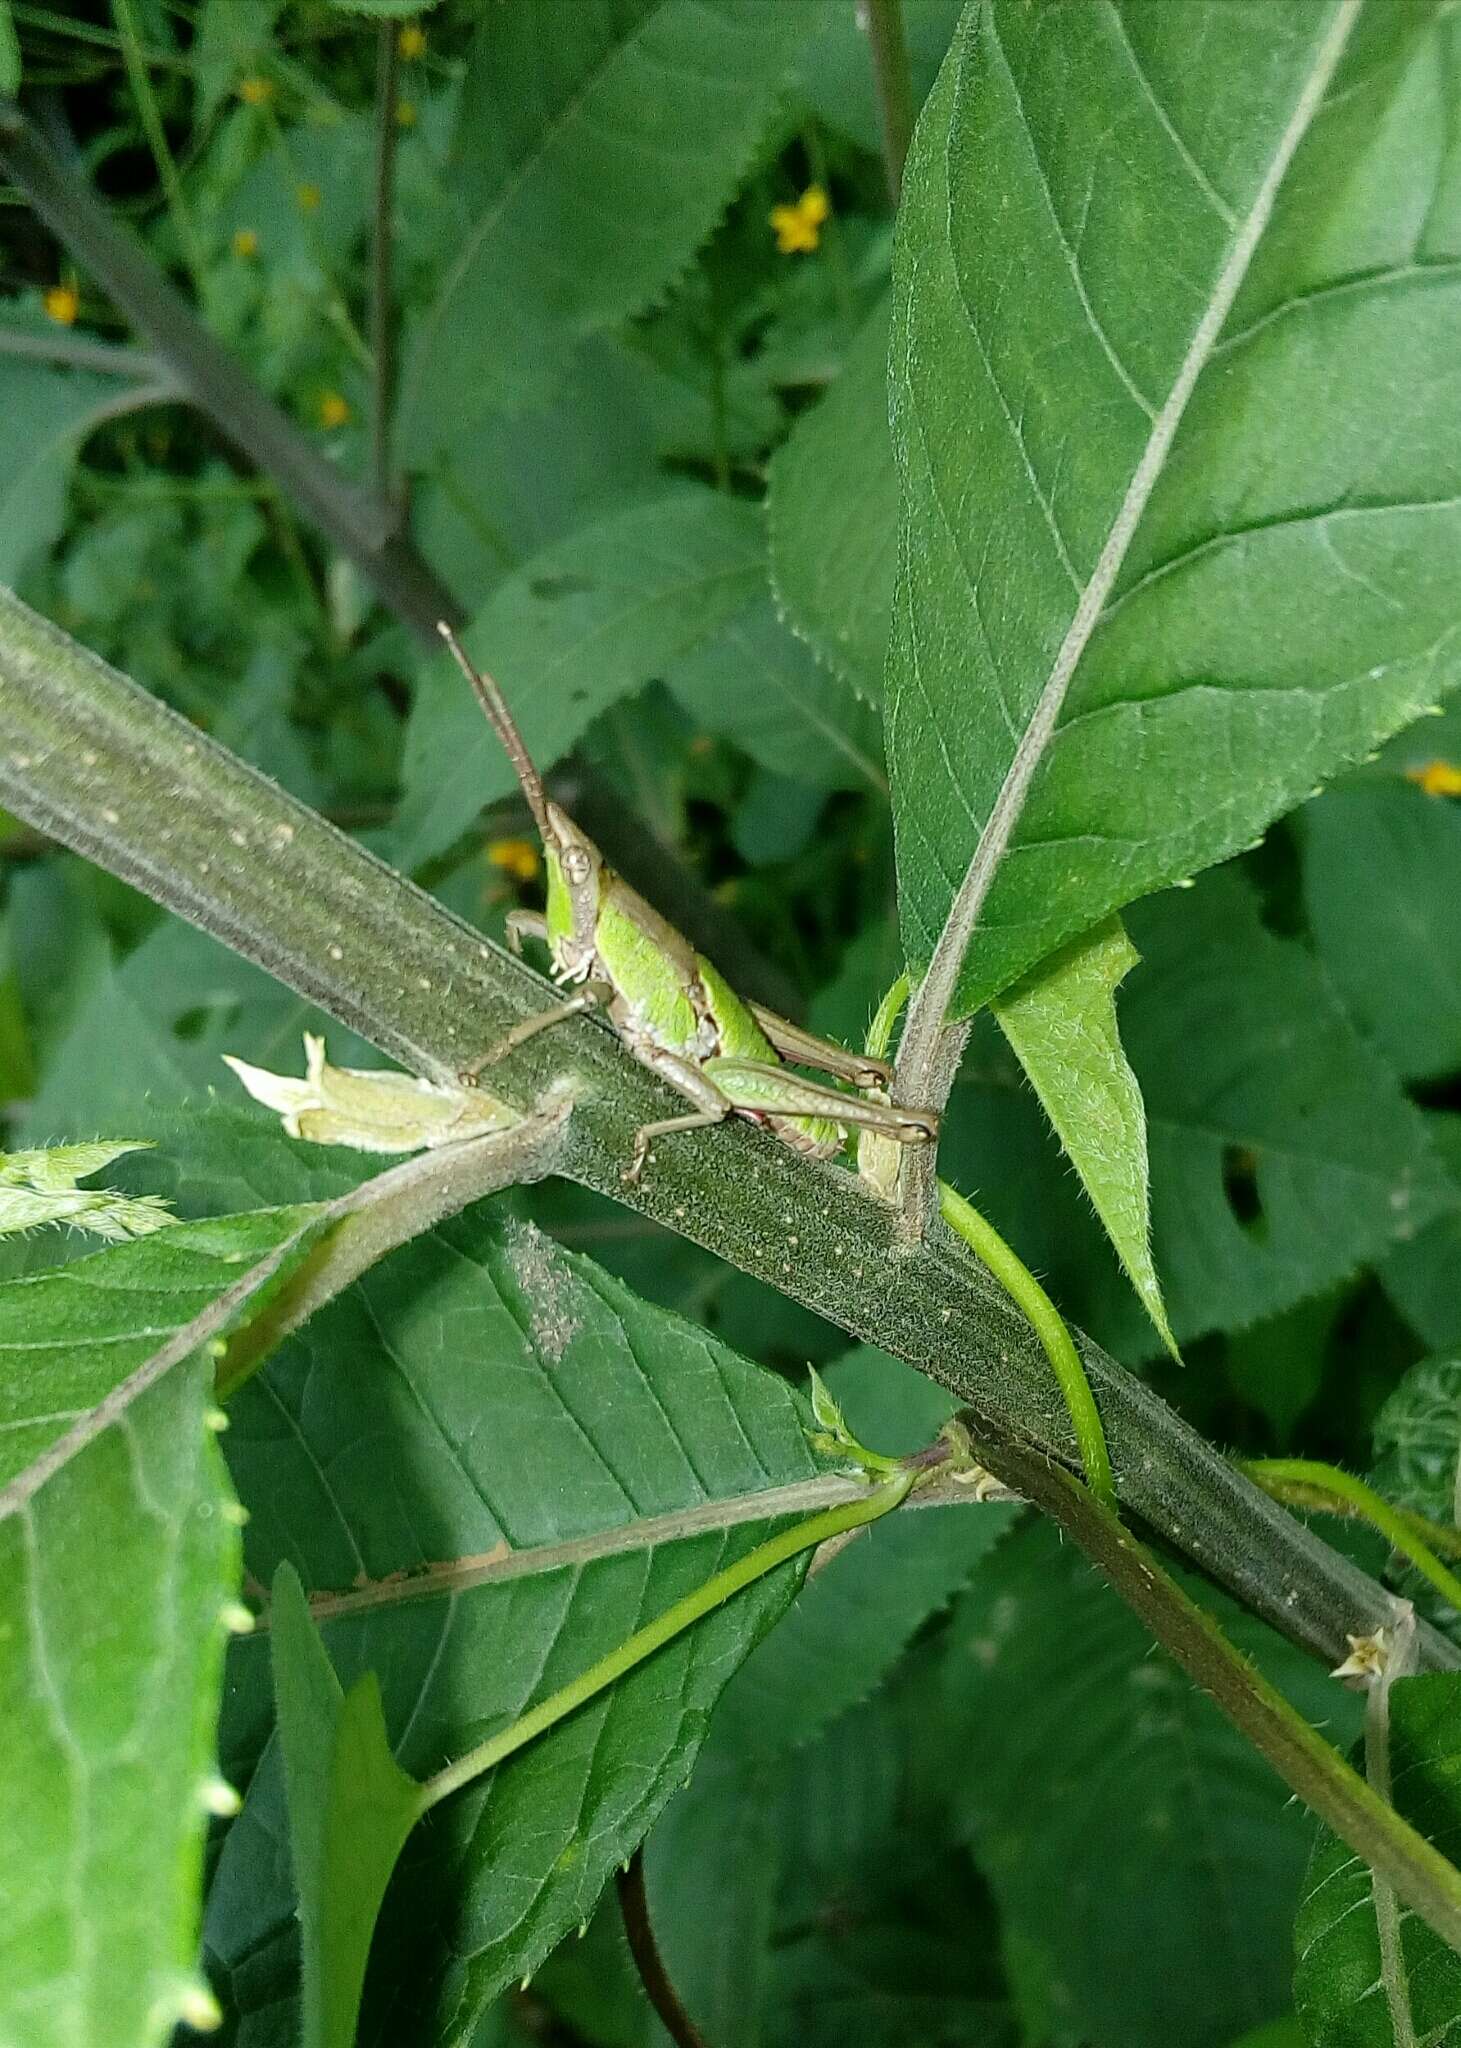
0 589 1453 1684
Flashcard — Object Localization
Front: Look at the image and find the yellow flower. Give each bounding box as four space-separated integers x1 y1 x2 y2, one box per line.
770 184 830 255
43 283 79 327
238 74 274 106
1407 758 1461 797
486 838 541 883
296 181 322 213
398 22 426 60
231 227 260 259
395 99 418 128
318 391 351 429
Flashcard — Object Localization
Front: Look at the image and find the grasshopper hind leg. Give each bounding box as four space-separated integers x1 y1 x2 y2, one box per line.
621 1044 734 1184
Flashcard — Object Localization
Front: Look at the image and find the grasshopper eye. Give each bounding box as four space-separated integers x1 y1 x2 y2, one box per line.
563 846 592 885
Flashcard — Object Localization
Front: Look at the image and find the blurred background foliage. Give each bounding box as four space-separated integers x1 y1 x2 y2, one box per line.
2 4 1460 2045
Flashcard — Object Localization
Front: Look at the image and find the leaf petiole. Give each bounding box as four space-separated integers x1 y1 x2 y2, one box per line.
416 1468 915 1816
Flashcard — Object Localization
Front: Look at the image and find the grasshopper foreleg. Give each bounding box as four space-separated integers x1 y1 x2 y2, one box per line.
460 983 609 1083
504 909 548 958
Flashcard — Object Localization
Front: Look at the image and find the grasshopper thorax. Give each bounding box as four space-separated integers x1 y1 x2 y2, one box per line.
543 801 603 983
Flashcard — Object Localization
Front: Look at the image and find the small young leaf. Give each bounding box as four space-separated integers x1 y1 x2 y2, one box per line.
270 1564 423 2048
0 1137 173 1241
1294 1673 1461 2046
1371 1353 1461 1530
993 916 1175 1356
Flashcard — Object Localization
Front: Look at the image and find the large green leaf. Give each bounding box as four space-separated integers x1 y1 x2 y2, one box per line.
888 0 1461 1018
394 491 767 869
1302 781 1461 1083
1294 1673 1461 2046
943 1519 1357 2048
0 1212 318 2047
204 1210 836 2042
768 296 895 705
398 0 828 457
1123 871 1448 1344
992 916 1174 1355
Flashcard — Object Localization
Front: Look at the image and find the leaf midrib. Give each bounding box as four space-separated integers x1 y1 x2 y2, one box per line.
897 0 1365 1081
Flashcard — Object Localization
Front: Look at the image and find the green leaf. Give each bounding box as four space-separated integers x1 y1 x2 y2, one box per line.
1294 1672 1461 2047
708 1347 1014 1763
394 491 767 869
0 361 115 589
1124 871 1448 1344
205 1211 826 2040
1302 781 1461 1083
943 1519 1356 2048
270 1564 423 2048
993 916 1174 1355
0 1208 313 1488
398 0 829 456
328 0 440 15
768 296 894 705
0 1218 311 2044
0 1137 174 1241
1371 1353 1461 1530
0 0 20 98
666 593 886 794
888 0 1461 1018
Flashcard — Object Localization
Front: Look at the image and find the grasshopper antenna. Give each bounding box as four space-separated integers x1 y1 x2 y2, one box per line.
436 620 550 839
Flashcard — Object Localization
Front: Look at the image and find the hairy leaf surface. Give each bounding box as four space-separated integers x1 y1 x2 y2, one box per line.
993 916 1173 1354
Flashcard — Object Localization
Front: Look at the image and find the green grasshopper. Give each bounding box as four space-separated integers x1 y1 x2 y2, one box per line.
437 624 939 1182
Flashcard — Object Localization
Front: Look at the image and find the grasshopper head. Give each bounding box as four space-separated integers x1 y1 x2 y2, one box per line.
543 801 603 980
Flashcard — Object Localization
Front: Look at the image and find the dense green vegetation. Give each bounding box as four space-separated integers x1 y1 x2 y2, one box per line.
4 4 1461 2045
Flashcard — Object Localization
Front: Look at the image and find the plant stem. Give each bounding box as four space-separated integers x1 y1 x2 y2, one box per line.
0 325 164 377
1244 1458 1461 1615
112 0 203 283
370 21 400 512
416 1472 913 1813
617 1850 709 2048
938 1180 1113 1505
0 101 460 644
863 0 914 205
964 1417 1461 1956
1368 1608 1420 2046
2 586 1453 1684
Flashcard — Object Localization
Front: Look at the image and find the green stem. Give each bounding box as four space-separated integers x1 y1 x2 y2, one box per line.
1244 1458 1461 1616
939 1180 1114 1506
965 1416 1461 1957
417 1471 913 1814
369 21 400 511
863 0 914 205
112 0 203 283
1367 1609 1420 2047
